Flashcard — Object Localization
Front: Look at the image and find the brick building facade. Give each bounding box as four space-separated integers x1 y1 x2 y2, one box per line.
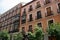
0 0 60 35
20 0 60 33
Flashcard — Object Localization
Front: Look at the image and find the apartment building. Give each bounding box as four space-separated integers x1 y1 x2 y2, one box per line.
20 0 60 34
0 3 22 33
0 0 60 35
19 0 60 40
0 0 60 40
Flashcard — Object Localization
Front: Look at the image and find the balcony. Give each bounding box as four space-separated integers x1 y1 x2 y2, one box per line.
45 11 53 17
14 17 19 21
28 29 33 33
21 16 26 24
21 20 26 24
36 5 41 9
9 29 19 33
29 8 33 12
12 17 20 23
57 9 60 13
28 18 33 22
35 16 42 20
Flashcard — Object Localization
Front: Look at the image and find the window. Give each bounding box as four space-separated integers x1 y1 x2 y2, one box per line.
13 18 19 32
22 27 25 35
36 11 42 19
28 25 33 32
37 23 42 27
8 26 11 33
29 14 33 21
10 24 14 32
46 7 53 16
23 9 26 13
48 20 53 25
13 14 20 22
58 3 60 9
36 1 41 9
14 22 19 30
44 0 50 5
22 9 26 24
57 3 60 13
29 5 33 12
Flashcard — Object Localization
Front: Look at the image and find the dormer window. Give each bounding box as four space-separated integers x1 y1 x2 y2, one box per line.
29 5 33 12
36 1 41 9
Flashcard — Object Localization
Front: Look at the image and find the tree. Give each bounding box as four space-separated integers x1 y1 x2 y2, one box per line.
47 23 60 40
13 32 23 40
28 25 44 40
35 27 44 40
0 30 10 40
28 32 35 40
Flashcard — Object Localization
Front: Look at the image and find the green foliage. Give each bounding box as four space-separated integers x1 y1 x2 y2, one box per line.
0 30 10 40
47 23 60 36
0 30 23 40
35 26 44 40
13 32 23 40
28 25 44 40
28 32 35 40
47 23 60 40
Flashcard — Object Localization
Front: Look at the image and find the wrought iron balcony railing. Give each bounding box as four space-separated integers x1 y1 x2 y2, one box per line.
45 11 53 17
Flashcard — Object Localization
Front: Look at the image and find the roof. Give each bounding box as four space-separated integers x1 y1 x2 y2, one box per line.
22 0 36 8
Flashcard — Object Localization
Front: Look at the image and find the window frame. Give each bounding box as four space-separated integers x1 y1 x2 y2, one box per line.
28 25 33 32
28 5 33 12
45 6 53 17
36 1 41 9
47 19 55 28
36 11 42 19
37 22 42 27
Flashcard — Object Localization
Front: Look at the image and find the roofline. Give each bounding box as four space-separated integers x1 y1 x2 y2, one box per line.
0 3 21 17
0 0 36 17
22 0 36 8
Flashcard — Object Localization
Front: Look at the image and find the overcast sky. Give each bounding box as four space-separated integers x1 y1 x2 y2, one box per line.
0 0 32 14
